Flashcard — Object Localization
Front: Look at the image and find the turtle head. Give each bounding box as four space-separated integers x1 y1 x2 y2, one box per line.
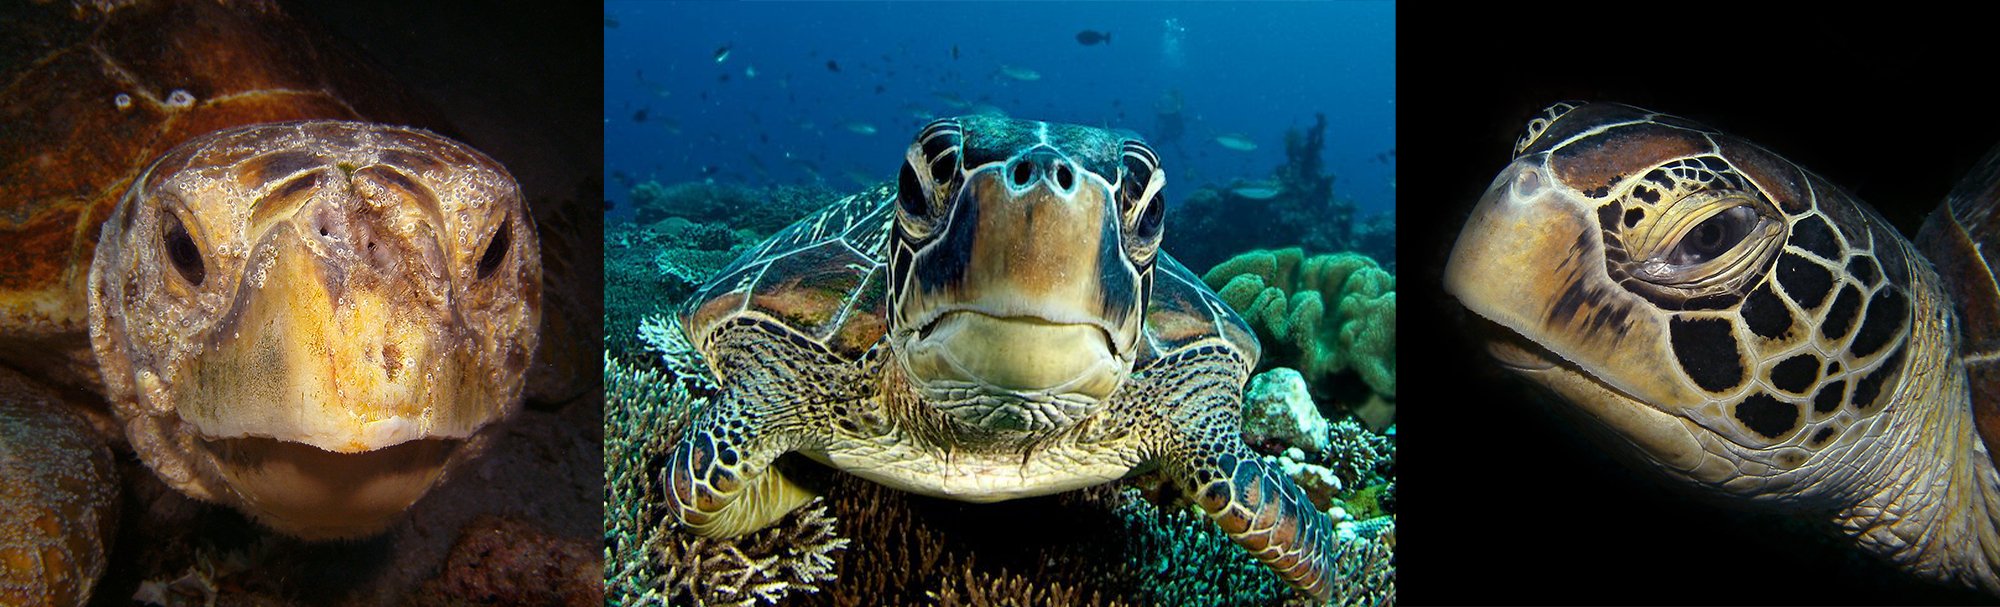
886 116 1164 434
88 121 541 539
1447 102 1919 496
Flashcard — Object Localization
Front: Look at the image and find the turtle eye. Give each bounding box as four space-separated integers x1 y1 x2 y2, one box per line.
476 216 509 280
1133 190 1165 242
896 161 928 218
1119 141 1159 216
1665 206 1757 266
162 212 204 286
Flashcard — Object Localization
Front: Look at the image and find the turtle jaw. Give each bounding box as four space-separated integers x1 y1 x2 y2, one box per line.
1468 315 1722 482
902 307 1125 430
198 436 461 540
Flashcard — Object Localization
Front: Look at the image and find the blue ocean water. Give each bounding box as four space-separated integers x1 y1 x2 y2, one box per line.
603 1 1394 220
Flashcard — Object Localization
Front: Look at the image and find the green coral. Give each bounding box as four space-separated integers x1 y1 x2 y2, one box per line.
1202 248 1396 400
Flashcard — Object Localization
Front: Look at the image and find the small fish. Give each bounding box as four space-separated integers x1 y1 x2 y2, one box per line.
842 122 878 135
1075 30 1111 46
952 44 960 60
995 65 1041 82
633 108 649 123
745 65 758 79
714 44 732 63
604 16 619 29
1230 181 1282 200
827 60 841 72
717 73 730 83
967 104 1008 117
874 84 886 94
1214 133 1258 151
933 91 970 109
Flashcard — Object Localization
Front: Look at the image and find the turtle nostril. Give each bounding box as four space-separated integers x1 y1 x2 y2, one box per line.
1011 161 1033 187
1054 163 1074 190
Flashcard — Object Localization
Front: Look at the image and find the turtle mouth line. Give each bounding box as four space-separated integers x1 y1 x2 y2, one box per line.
1467 314 1558 372
914 309 1115 350
903 309 1123 400
1466 313 1664 413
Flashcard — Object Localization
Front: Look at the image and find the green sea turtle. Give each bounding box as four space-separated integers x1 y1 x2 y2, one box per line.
1447 101 2000 594
665 115 1342 600
1 2 543 603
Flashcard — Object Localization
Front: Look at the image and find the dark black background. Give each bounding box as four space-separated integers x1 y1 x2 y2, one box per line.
1400 7 2000 605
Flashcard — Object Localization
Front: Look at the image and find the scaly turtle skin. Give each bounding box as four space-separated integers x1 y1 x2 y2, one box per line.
1447 102 2000 593
0 2 541 603
667 116 1342 600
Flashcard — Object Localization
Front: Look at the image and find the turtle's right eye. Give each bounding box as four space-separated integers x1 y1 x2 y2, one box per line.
162 212 204 286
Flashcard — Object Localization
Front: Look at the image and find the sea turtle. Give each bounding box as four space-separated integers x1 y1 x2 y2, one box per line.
665 115 1342 600
1 2 544 603
1446 101 2000 594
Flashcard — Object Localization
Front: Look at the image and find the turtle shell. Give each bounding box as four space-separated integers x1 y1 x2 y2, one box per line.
1916 145 2000 471
0 0 445 386
680 182 1261 379
681 183 899 368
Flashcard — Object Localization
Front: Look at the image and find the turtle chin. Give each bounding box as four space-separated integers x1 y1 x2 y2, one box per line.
1467 315 1723 484
902 310 1126 432
197 435 461 540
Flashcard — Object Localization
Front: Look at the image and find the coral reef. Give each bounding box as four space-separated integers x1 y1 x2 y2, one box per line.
628 181 830 236
1203 248 1397 407
1166 113 1396 274
606 345 1397 606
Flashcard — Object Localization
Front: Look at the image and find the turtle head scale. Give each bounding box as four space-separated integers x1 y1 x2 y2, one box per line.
86 121 541 539
886 116 1164 434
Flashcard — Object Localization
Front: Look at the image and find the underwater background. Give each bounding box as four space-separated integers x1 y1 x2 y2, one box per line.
604 2 1396 605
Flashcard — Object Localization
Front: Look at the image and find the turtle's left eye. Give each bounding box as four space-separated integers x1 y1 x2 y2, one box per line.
476 216 509 280
1665 206 1757 266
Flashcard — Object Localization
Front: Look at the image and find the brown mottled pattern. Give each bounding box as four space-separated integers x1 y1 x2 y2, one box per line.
682 187 894 361
1549 121 1713 198
0 368 116 606
1714 137 1815 216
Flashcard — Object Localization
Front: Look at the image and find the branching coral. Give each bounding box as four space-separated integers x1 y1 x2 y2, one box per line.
604 354 849 606
1202 248 1397 403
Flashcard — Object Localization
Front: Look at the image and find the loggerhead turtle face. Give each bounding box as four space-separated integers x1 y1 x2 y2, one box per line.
887 116 1164 434
1446 103 1921 494
87 121 541 539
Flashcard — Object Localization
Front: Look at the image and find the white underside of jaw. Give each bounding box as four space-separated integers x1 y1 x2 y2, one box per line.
812 438 1138 503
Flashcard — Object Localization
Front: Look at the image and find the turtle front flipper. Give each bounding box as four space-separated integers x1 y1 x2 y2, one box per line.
664 392 820 538
0 368 118 605
1162 400 1338 602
